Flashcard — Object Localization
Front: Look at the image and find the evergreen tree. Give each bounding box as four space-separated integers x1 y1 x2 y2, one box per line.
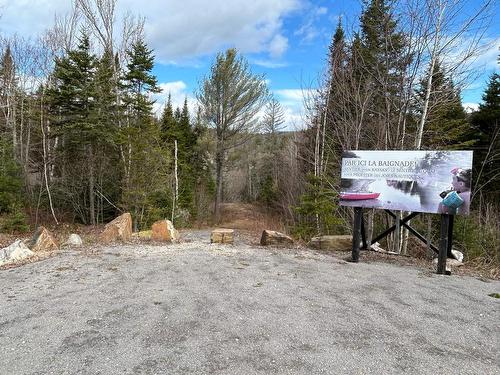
180 98 194 147
294 22 348 237
120 38 166 230
259 97 285 207
0 45 16 139
122 38 161 121
472 73 500 142
47 34 103 225
471 73 500 194
325 19 349 153
197 48 268 222
293 174 341 239
160 93 176 142
417 62 475 150
160 96 199 220
357 0 410 148
92 50 122 222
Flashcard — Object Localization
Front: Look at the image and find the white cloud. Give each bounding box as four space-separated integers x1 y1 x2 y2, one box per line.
275 88 315 102
0 0 301 63
152 80 197 117
268 34 288 59
274 88 316 130
121 0 300 63
441 36 499 78
472 38 500 69
463 102 479 113
293 5 329 44
252 59 288 68
0 0 71 37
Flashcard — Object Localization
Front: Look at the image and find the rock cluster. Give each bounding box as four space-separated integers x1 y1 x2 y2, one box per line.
0 225 62 267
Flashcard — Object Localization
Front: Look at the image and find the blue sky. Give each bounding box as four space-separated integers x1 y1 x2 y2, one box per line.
0 0 498 128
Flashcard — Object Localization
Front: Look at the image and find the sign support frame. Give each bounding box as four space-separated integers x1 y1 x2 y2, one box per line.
350 208 454 274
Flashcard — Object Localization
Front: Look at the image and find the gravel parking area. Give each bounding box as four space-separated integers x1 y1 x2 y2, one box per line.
1 232 499 374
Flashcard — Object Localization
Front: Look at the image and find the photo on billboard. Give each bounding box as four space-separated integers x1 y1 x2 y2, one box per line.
339 150 473 215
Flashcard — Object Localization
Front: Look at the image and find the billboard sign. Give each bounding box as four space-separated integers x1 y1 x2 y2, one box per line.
339 150 473 215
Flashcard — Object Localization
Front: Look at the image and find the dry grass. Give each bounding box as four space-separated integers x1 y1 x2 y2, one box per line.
2 203 498 280
219 203 286 234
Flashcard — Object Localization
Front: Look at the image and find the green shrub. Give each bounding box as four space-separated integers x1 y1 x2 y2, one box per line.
292 174 342 240
0 207 29 233
0 139 23 214
454 206 499 265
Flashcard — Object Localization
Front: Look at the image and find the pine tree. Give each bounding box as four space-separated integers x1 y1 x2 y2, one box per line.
0 45 16 142
47 34 102 224
160 96 199 220
120 38 166 230
122 39 161 121
294 21 348 236
197 48 268 222
324 20 349 153
259 97 285 206
92 50 122 222
417 62 475 150
471 73 500 194
180 98 194 147
293 174 341 239
358 0 410 148
160 93 176 142
472 73 500 141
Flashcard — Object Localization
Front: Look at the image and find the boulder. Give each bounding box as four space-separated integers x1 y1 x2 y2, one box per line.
31 226 59 252
211 228 234 244
66 234 83 247
260 230 293 246
308 235 352 251
433 257 464 268
0 240 34 266
99 213 132 244
151 220 179 242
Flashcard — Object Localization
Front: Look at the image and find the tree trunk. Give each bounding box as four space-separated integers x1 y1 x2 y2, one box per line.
88 144 96 226
40 92 58 225
214 147 224 223
172 139 178 223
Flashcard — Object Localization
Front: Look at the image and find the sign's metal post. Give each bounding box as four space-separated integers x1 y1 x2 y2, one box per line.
437 214 450 274
361 215 368 250
351 207 363 262
395 212 401 253
447 215 455 258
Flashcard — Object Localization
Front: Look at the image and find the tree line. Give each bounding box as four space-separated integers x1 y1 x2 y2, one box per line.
0 0 498 265
291 0 498 264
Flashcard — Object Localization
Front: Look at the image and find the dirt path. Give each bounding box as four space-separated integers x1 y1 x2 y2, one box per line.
1 232 499 374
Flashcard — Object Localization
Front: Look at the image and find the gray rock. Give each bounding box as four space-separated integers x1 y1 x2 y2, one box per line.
451 249 463 262
433 257 464 270
0 240 34 266
66 234 83 247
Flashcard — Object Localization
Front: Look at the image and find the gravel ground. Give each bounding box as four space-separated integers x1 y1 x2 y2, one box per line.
1 230 499 375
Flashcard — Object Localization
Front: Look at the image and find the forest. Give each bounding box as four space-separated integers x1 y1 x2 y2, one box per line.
0 0 498 268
